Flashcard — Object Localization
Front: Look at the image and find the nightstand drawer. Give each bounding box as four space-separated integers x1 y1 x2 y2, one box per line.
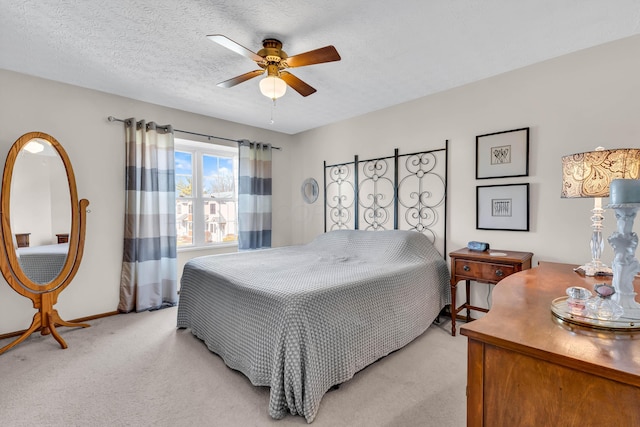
453 259 515 283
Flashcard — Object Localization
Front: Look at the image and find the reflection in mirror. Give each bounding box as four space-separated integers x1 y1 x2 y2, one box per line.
10 138 70 284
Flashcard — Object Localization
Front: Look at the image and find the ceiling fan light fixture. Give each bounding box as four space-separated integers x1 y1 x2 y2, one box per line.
23 140 44 153
259 75 287 100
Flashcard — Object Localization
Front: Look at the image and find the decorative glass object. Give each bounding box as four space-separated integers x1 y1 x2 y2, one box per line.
566 286 592 314
551 296 640 330
585 283 624 320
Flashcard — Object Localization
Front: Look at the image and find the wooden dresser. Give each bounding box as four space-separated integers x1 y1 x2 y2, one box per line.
460 262 640 427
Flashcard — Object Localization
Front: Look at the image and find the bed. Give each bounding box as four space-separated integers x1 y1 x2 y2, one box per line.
177 229 450 422
17 242 68 284
178 145 449 422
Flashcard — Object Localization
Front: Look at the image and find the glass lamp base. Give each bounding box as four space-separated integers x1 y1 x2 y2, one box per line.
575 263 613 277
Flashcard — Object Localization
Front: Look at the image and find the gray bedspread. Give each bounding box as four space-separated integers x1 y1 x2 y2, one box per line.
177 229 450 423
17 242 68 284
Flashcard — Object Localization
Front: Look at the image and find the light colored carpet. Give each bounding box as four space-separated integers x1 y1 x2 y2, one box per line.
0 307 467 426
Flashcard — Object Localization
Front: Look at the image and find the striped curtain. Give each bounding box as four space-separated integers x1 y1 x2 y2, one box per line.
238 140 272 250
119 119 177 312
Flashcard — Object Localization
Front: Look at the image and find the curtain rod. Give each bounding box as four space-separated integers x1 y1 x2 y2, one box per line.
107 116 281 150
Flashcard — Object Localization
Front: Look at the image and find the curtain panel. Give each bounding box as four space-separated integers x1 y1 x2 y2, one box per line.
238 140 272 250
119 118 178 312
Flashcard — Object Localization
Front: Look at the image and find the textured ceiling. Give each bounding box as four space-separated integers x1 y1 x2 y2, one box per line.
2 1 640 134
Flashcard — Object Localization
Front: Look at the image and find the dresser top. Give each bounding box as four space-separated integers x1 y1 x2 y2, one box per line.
460 261 640 387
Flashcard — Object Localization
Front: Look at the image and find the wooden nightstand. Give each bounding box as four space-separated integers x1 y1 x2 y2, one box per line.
15 233 30 248
449 248 533 336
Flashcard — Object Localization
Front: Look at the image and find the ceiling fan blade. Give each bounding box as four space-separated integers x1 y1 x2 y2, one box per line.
207 34 263 63
280 72 317 97
284 45 341 68
217 70 264 88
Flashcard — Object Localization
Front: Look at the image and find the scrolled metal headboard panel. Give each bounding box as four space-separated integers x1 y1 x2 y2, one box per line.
324 142 448 257
324 160 357 230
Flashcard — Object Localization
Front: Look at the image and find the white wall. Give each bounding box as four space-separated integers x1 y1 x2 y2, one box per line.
0 70 294 334
289 34 640 310
10 151 69 246
2 33 640 335
11 153 53 246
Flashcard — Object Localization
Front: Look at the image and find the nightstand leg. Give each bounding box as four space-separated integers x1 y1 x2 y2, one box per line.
450 281 457 336
466 280 471 322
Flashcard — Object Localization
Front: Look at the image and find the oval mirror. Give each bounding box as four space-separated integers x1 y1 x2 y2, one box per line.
0 131 90 354
1 132 87 294
301 177 319 204
10 137 71 284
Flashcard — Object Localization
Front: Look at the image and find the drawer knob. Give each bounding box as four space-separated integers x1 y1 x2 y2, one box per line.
463 265 470 272
495 269 504 277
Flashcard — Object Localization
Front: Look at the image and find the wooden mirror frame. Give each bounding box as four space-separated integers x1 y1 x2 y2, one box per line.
0 132 89 354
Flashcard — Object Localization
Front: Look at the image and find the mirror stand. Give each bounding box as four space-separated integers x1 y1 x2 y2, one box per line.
0 132 89 355
0 292 90 354
0 198 89 355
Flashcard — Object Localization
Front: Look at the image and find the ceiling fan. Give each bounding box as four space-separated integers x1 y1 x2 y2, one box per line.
208 34 341 99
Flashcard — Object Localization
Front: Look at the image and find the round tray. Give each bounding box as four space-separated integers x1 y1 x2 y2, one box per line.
551 296 640 331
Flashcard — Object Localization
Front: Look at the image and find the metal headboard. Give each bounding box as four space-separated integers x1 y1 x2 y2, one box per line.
323 142 449 257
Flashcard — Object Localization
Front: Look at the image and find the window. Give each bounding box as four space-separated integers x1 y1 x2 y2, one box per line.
174 138 238 248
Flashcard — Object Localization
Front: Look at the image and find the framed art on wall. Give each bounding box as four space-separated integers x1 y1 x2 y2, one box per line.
476 183 530 231
476 127 529 179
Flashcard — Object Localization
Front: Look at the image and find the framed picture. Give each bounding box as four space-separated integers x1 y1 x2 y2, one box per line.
476 127 529 179
476 183 530 231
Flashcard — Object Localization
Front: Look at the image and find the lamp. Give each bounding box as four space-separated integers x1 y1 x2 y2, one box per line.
561 147 640 276
259 64 286 100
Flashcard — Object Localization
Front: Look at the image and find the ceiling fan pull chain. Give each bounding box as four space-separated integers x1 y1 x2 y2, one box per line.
270 99 276 124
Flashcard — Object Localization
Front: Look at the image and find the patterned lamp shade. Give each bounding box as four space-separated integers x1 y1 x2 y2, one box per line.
561 148 640 198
